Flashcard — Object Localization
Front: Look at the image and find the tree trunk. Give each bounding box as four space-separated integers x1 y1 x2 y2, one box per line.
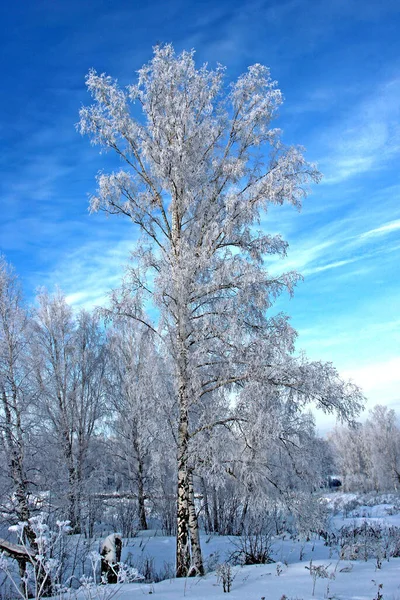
137 458 148 530
176 385 191 577
188 472 204 576
200 477 213 534
238 496 249 535
212 487 219 533
67 466 81 534
74 448 86 534
172 222 204 577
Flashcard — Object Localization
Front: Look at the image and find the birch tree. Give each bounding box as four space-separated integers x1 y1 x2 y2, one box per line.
68 309 108 528
329 424 372 492
0 258 42 582
106 321 172 530
365 405 400 491
332 406 400 493
0 258 33 527
79 44 364 576
32 290 106 532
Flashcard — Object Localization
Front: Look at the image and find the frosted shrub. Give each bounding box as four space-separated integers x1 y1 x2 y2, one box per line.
385 526 400 557
339 521 381 561
110 501 137 539
0 515 71 600
305 561 334 597
204 551 221 573
230 517 274 565
216 563 233 593
342 499 361 518
289 493 329 539
0 517 143 600
334 521 400 562
67 552 143 600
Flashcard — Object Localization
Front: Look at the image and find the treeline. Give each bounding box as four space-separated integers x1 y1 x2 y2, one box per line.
331 405 400 493
0 256 334 542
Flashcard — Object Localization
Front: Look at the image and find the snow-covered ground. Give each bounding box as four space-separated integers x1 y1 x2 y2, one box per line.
97 556 400 599
4 493 400 600
107 494 400 599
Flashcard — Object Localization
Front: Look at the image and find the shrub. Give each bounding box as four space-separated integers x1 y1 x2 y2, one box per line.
229 517 274 565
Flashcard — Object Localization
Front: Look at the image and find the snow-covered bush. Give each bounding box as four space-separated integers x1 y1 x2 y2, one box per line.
333 520 400 562
0 517 143 600
216 563 233 593
0 515 71 600
305 561 334 597
342 499 361 518
107 501 137 539
229 517 274 565
286 492 330 538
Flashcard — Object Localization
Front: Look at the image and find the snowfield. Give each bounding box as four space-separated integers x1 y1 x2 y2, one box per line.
4 495 400 600
97 496 400 599
92 556 400 599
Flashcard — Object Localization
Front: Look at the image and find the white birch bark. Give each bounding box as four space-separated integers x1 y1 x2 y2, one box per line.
188 472 204 576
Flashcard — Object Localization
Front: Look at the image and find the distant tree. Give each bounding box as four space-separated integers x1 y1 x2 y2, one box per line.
32 290 107 532
329 406 400 493
0 258 43 582
0 259 33 525
79 44 364 576
106 320 173 530
329 423 372 492
365 405 400 491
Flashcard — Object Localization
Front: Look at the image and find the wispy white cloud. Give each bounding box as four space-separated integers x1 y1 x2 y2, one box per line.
41 236 136 311
299 319 400 353
319 77 400 184
266 189 400 283
359 218 400 239
303 257 360 276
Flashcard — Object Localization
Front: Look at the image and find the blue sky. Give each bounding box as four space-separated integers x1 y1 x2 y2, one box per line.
0 0 399 431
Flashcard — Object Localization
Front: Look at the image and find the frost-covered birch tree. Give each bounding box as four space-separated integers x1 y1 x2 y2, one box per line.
331 405 400 493
365 405 400 491
79 44 364 577
0 258 32 525
32 290 107 532
0 258 41 580
329 424 372 492
106 321 173 530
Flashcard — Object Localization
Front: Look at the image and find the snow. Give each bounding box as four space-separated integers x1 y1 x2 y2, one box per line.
101 534 121 564
5 494 400 600
109 498 400 599
97 558 400 599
